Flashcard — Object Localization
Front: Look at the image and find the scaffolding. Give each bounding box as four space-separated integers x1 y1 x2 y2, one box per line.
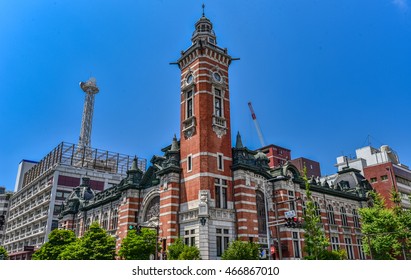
22 142 147 188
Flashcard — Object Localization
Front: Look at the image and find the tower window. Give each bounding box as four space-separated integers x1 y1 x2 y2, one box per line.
187 155 192 172
215 178 227 209
186 90 193 118
214 89 222 117
217 153 224 170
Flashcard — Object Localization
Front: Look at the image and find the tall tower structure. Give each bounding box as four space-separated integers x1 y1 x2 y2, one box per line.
175 10 234 259
78 77 99 149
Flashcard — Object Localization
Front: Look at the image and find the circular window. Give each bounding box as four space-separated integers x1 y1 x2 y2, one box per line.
186 74 193 84
213 72 222 82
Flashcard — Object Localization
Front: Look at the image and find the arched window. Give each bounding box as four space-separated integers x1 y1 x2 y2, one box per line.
144 196 160 222
111 209 118 230
256 190 267 235
327 204 335 225
352 209 360 228
340 207 348 226
102 213 108 230
85 218 91 231
314 201 322 223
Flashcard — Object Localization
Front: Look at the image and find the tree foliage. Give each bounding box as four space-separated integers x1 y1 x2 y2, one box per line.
32 229 76 260
167 238 185 260
301 168 331 260
359 190 411 260
118 228 158 260
0 246 8 260
221 240 260 260
59 222 116 260
178 245 201 260
166 238 201 260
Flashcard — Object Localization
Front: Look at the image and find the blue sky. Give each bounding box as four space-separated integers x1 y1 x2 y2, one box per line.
1 0 410 192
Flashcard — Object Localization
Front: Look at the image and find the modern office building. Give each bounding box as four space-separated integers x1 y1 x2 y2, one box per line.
336 145 411 209
0 186 12 246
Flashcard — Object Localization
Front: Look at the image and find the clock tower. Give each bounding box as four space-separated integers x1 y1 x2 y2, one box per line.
176 12 235 259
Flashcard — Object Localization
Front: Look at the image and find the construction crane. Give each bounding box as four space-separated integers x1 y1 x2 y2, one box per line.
248 101 265 148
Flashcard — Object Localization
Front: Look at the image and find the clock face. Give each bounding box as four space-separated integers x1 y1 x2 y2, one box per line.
213 72 222 82
186 74 193 84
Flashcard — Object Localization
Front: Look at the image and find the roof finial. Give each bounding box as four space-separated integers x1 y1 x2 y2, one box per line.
202 3 205 17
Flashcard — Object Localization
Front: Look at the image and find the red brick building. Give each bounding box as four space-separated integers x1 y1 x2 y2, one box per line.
58 13 371 260
290 157 321 178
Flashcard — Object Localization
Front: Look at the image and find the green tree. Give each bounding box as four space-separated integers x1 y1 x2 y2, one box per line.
118 228 158 260
32 229 76 260
178 245 201 260
167 238 186 260
301 168 331 260
166 238 201 260
0 246 8 260
359 190 410 259
59 222 116 260
221 240 260 260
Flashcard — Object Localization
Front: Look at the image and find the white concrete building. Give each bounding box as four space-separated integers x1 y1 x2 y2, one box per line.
3 142 145 259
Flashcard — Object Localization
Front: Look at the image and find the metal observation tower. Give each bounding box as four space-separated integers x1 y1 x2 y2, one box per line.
78 77 99 149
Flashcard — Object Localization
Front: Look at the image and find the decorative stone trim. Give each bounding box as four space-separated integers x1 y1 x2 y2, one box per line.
183 116 196 139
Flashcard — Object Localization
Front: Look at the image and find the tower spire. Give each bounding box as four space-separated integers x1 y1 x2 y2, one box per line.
202 3 205 17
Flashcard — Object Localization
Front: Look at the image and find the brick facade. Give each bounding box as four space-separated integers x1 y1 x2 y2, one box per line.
57 13 371 261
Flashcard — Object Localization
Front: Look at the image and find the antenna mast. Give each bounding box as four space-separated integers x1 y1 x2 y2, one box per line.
248 101 265 148
78 77 99 149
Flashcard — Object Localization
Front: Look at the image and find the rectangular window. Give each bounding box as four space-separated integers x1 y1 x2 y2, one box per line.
184 229 196 246
331 236 339 251
381 175 388 181
345 237 354 259
222 187 227 209
215 184 221 208
57 175 80 187
215 95 222 117
186 90 193 118
370 177 377 183
215 178 228 209
288 190 295 211
357 238 366 260
217 154 224 170
216 236 222 257
216 228 230 257
187 155 192 172
292 232 301 258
